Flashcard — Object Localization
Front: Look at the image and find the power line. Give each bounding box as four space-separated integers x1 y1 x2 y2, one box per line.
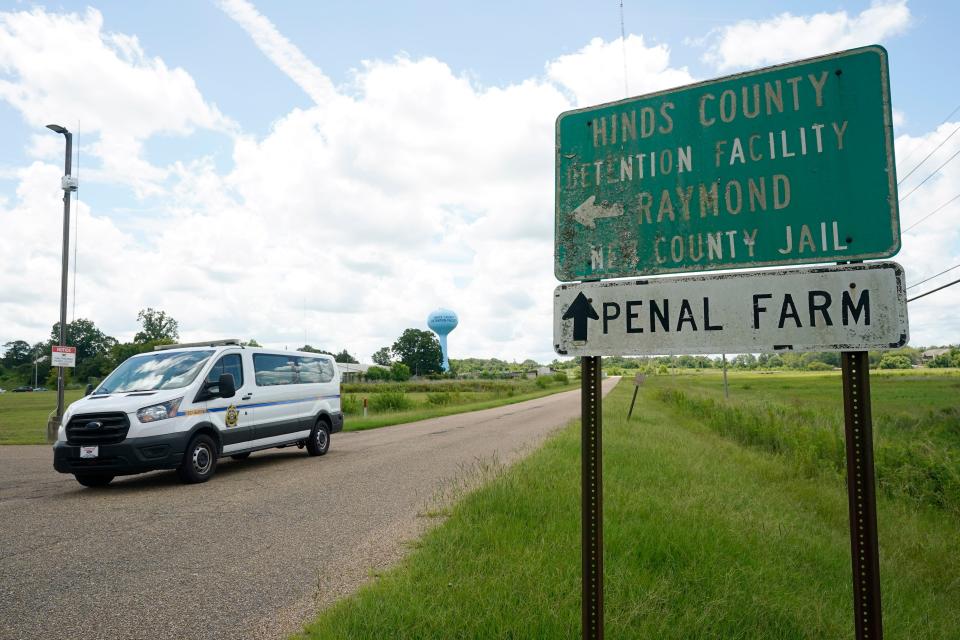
906 263 960 290
897 123 960 186
908 277 960 303
898 146 960 202
903 192 960 233
896 102 960 168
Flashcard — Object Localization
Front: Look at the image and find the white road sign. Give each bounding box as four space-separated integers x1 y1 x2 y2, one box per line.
51 346 77 367
554 262 907 356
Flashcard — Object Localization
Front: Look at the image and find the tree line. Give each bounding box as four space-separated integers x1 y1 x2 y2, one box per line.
551 346 959 374
0 316 447 388
0 308 182 388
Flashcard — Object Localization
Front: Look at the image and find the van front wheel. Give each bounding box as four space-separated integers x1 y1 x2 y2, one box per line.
177 433 218 483
306 420 330 457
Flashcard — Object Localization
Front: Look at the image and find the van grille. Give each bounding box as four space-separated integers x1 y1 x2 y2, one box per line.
66 412 130 445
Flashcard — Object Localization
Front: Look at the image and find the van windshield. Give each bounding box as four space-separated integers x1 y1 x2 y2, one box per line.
96 350 215 393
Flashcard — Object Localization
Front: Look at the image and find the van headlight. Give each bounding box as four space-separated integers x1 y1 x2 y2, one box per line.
137 398 183 423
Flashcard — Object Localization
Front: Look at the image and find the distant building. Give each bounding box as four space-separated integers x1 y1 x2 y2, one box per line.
526 366 557 379
336 362 375 383
922 348 950 362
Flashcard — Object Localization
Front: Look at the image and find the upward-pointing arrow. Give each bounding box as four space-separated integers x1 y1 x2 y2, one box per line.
562 292 599 342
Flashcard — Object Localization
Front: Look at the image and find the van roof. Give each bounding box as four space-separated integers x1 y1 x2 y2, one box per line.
154 339 241 351
147 342 336 360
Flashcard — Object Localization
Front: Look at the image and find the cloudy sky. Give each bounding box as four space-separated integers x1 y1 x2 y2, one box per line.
1 0 957 363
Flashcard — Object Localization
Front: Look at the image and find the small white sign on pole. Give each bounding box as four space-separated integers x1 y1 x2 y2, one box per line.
554 262 908 356
51 346 77 368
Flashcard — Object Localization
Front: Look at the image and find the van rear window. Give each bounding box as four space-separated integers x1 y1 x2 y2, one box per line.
253 354 335 385
298 356 335 383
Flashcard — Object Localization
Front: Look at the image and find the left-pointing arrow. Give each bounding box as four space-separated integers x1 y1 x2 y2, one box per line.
562 292 599 341
572 195 624 228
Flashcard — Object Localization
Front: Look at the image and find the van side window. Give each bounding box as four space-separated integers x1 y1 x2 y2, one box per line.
297 356 334 383
207 353 244 387
254 354 297 386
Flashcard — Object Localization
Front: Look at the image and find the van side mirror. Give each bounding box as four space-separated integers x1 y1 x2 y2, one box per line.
84 384 94 396
218 373 236 399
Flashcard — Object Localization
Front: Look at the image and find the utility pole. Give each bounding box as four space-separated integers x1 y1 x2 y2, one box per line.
46 124 76 443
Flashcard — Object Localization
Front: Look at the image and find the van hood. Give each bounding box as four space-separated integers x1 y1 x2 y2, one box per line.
66 389 188 417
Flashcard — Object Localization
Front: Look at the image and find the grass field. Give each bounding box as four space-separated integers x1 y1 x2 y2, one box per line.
0 380 577 445
651 369 960 514
299 371 960 639
0 389 83 444
340 379 578 432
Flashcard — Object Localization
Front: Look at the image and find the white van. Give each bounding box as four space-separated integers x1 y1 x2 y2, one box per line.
53 340 343 487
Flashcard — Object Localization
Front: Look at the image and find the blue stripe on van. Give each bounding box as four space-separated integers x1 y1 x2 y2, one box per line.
176 394 340 417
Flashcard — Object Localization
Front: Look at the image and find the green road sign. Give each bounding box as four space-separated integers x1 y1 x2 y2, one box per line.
555 46 900 281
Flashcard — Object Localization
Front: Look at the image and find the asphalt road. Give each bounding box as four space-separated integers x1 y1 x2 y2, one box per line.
0 378 617 640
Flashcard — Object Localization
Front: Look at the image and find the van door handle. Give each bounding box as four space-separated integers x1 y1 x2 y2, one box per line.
241 393 252 400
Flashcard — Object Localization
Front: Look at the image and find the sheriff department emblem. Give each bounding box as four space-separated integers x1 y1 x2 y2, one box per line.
225 405 239 428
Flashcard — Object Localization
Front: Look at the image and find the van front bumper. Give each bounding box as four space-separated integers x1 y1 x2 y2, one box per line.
53 432 189 476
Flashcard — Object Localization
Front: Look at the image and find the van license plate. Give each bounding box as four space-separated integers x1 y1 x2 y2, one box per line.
80 446 98 459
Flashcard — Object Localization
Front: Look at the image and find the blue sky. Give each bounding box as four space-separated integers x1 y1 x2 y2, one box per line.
1 0 958 362
16 0 954 137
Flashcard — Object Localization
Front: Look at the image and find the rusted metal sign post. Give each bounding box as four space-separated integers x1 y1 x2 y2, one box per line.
841 351 883 638
581 356 603 638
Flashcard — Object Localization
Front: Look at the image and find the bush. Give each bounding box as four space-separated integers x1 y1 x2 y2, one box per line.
927 348 960 368
535 376 550 389
806 361 832 371
426 391 460 406
341 395 361 415
364 366 390 381
552 371 568 384
657 365 669 375
369 391 412 412
390 362 411 382
879 354 912 370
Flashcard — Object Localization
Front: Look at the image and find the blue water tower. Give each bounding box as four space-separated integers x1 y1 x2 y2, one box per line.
427 309 458 372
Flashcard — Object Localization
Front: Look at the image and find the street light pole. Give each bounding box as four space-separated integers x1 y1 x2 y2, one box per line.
46 124 75 442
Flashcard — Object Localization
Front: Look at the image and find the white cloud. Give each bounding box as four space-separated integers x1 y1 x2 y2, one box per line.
547 35 694 107
0 5 576 363
0 7 235 195
216 0 337 106
1 3 956 369
701 1 911 71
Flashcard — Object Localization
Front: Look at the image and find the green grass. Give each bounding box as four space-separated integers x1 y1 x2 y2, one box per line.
0 389 83 444
648 369 960 514
0 382 578 444
298 376 960 639
342 382 579 432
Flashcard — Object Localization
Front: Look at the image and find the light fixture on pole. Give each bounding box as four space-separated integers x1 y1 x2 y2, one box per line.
45 124 76 443
34 355 48 389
